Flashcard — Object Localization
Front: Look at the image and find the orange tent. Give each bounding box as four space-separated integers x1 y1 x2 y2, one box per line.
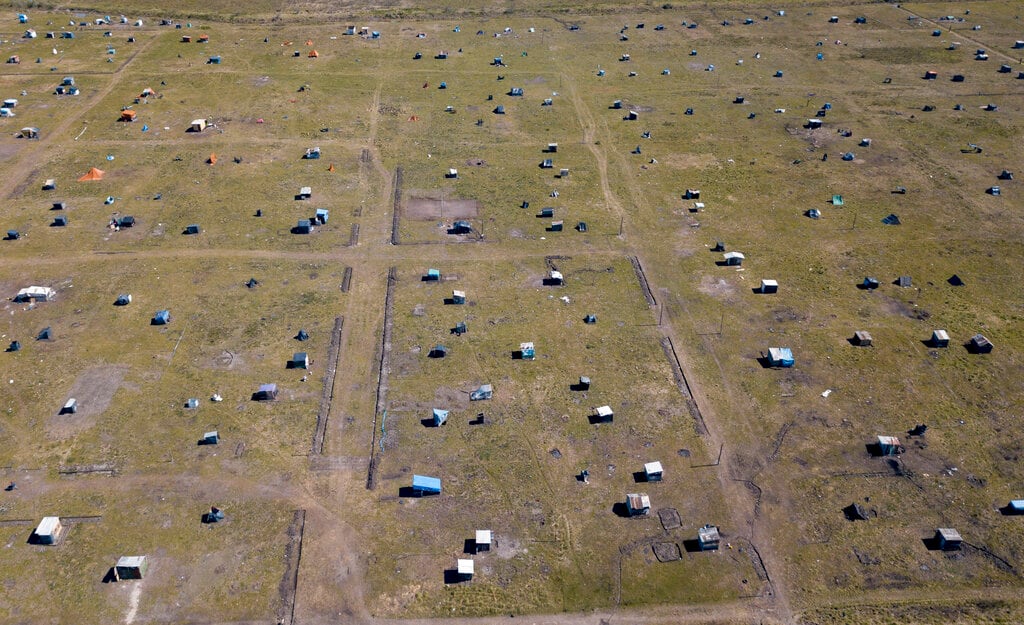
207 153 217 165
308 50 319 58
120 110 137 122
327 163 335 172
77 167 104 181
408 115 420 121
305 40 313 46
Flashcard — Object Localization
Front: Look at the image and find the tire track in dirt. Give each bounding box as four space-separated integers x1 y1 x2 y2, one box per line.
564 73 625 225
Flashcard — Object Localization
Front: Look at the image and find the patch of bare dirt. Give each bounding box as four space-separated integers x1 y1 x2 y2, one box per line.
698 275 737 300
47 365 128 439
405 189 479 220
658 507 682 530
661 153 718 170
654 541 681 562
0 143 22 163
787 125 839 150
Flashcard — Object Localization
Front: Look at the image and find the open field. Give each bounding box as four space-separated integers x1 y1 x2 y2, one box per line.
0 2 1022 624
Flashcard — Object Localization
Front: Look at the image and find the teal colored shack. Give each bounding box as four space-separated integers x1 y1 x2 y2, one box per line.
412 474 441 495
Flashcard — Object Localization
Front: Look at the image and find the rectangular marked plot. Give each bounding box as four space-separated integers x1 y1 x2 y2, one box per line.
362 257 743 616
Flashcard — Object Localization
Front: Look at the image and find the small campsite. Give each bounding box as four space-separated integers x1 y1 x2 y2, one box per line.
0 3 1022 625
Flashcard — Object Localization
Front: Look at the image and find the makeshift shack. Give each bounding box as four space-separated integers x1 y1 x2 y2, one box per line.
877 435 902 456
969 334 993 353
412 474 441 495
697 524 721 550
475 530 492 552
625 493 650 516
114 556 148 580
15 286 55 302
32 517 63 545
594 405 613 423
934 528 962 550
723 251 745 266
455 558 474 581
767 347 794 368
253 383 278 400
644 461 663 482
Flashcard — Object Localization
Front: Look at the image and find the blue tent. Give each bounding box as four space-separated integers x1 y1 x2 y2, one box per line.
432 408 449 426
429 345 447 358
470 384 493 400
768 347 794 367
412 474 441 494
153 310 171 325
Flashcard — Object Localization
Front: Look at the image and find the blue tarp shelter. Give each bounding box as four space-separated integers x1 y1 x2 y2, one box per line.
768 347 794 367
412 474 441 494
432 408 448 426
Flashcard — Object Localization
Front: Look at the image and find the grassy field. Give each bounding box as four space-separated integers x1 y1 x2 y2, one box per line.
358 258 753 616
0 2 1021 624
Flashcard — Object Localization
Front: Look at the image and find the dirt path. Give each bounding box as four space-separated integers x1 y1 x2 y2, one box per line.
563 73 625 228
